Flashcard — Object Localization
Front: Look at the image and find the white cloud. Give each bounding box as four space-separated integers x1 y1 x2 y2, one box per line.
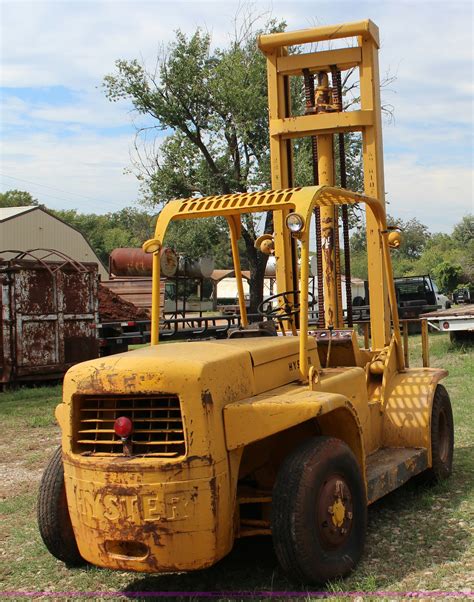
385 155 473 232
0 95 30 126
1 88 135 129
0 0 472 233
1 130 143 213
0 1 248 88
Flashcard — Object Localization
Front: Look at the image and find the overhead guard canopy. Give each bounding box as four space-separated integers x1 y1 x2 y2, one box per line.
148 185 397 379
152 185 386 244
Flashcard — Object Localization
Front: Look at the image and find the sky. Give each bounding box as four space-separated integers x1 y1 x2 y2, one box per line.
0 0 473 233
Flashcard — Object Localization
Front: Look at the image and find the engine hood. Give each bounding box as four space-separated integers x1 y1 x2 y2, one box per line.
63 336 316 402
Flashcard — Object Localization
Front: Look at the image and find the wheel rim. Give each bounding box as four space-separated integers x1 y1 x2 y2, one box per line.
316 475 353 549
438 407 450 464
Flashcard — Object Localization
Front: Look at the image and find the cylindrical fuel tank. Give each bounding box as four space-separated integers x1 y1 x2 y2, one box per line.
262 256 303 278
110 247 178 278
177 256 215 279
265 255 277 277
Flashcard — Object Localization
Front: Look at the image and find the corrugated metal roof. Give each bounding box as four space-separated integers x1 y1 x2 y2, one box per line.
0 206 36 222
0 205 108 278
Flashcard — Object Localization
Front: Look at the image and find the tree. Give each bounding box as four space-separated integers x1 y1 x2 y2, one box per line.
416 218 474 285
434 261 462 293
415 233 454 276
349 215 431 278
103 17 389 312
51 207 156 264
0 189 39 207
452 214 474 246
103 22 283 314
387 216 430 260
164 218 229 267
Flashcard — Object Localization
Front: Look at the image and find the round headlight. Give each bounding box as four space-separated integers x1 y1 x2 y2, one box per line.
286 213 305 233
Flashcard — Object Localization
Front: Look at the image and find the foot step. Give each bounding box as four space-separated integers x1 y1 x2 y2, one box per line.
366 447 428 504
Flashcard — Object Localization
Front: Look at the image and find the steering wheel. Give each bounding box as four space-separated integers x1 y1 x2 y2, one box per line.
257 290 316 320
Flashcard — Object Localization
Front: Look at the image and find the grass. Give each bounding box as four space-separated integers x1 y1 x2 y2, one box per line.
0 333 472 599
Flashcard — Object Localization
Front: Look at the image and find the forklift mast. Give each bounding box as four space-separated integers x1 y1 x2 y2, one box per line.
258 20 391 348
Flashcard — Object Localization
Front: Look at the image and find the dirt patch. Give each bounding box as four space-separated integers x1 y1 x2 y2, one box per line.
0 462 44 498
98 284 149 321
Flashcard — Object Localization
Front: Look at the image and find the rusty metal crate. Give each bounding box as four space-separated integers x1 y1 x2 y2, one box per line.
0 249 99 387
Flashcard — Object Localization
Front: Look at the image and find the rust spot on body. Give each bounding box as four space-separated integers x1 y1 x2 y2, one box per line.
209 476 217 517
201 390 213 408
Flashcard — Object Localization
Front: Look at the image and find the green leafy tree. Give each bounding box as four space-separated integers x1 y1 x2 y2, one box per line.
388 216 430 260
452 214 474 246
164 218 226 265
350 215 431 278
433 261 462 293
52 207 155 264
103 15 370 313
105 207 156 251
0 189 39 207
414 233 455 275
416 220 474 285
103 23 283 313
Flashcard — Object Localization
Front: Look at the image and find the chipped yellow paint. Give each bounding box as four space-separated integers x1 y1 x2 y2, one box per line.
224 387 353 451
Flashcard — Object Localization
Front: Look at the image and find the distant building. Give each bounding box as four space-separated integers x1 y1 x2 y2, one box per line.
0 206 107 279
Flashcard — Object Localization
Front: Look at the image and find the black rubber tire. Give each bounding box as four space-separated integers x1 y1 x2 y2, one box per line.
271 436 367 584
37 447 85 566
424 385 454 483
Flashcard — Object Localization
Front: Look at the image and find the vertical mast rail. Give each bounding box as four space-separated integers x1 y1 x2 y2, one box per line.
259 20 391 347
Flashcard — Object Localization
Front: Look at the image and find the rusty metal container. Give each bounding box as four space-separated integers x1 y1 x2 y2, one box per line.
109 247 178 278
0 249 99 387
177 255 215 278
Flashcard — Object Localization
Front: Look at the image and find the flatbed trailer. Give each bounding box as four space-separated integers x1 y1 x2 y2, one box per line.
422 304 474 342
98 315 243 354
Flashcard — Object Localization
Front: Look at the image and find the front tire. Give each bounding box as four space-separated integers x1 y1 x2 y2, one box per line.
425 385 454 483
38 447 85 566
271 437 367 584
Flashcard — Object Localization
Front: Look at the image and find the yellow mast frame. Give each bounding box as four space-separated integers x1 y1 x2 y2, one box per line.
258 19 391 348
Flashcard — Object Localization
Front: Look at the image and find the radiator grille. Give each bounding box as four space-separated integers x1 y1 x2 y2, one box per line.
74 395 185 457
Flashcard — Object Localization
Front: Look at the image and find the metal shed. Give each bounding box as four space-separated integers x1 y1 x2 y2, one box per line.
0 206 108 279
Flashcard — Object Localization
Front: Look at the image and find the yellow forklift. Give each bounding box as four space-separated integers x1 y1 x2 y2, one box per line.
38 20 453 584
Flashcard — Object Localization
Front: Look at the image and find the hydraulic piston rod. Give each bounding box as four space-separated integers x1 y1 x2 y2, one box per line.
303 69 325 328
316 73 344 329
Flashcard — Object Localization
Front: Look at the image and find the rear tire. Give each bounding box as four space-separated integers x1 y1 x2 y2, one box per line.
271 437 367 584
450 331 473 345
38 447 85 566
425 385 454 483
